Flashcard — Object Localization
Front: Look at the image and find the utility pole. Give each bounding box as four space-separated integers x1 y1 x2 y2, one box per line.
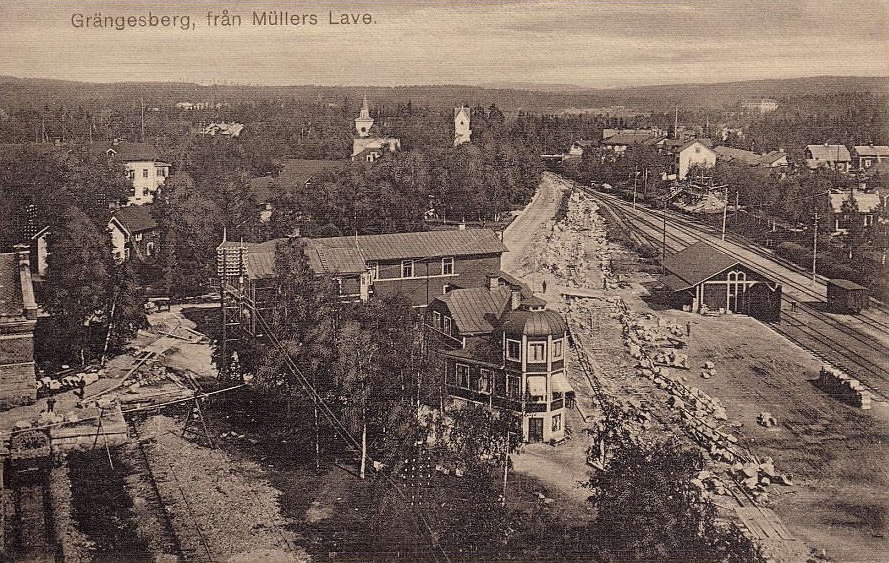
812 212 819 286
721 186 729 242
661 199 667 273
632 167 638 209
140 97 145 141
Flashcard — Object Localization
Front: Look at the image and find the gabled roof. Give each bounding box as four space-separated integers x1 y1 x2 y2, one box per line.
222 229 508 278
602 131 665 146
714 146 786 167
110 205 158 236
306 229 508 274
249 159 344 202
852 145 889 158
673 139 715 154
806 144 851 162
828 191 881 213
454 106 471 118
661 242 741 290
437 286 513 335
108 142 160 162
351 137 401 157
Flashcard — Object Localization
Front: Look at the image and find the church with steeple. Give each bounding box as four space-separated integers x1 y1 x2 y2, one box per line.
454 105 472 146
351 96 401 162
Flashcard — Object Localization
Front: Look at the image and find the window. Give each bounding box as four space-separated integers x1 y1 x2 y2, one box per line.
552 339 563 360
146 241 155 256
124 247 131 260
551 414 562 433
367 261 378 280
142 168 149 178
401 260 414 278
506 375 521 399
142 187 150 196
134 232 143 242
433 311 441 330
443 316 452 336
158 167 167 177
442 256 454 275
456 364 470 389
529 342 546 362
478 369 492 394
127 169 135 180
506 339 521 361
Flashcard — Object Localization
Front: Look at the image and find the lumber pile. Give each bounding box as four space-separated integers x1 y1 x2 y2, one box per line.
817 366 872 410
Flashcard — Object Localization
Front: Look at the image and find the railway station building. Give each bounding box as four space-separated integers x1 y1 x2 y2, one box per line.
659 242 782 321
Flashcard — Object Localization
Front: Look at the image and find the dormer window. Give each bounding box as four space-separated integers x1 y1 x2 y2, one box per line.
442 256 454 275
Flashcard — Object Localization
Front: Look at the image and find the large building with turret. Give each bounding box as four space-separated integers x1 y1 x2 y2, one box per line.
426 275 572 443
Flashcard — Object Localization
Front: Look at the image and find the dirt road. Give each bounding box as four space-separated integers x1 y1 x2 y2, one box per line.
501 172 569 278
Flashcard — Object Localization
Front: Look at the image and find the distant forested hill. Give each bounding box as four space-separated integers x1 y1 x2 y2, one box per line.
0 75 885 113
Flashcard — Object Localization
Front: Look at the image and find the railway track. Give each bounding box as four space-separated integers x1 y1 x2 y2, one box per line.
578 185 889 400
125 415 192 561
8 465 57 562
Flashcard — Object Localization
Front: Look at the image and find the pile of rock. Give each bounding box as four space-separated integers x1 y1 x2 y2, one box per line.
731 457 793 502
817 366 872 410
757 412 778 427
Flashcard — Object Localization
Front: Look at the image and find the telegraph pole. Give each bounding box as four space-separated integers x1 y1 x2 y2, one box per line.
721 186 729 241
661 198 667 273
632 167 638 209
812 212 819 286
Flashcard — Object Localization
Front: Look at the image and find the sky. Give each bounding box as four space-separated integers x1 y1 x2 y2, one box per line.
1 0 887 88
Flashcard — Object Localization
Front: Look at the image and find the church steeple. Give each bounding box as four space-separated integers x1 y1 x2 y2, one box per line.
355 94 374 137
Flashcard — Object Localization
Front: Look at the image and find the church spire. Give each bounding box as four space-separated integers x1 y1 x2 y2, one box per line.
355 94 374 137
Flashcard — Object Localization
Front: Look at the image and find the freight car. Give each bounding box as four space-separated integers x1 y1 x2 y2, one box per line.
826 279 869 314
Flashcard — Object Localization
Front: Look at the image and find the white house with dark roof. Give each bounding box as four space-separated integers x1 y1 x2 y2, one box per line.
104 141 171 205
670 139 716 180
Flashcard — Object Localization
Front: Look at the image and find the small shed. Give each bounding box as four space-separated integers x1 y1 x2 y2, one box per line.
826 279 869 313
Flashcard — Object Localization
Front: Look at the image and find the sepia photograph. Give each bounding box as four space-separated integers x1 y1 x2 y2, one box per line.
0 1 888 562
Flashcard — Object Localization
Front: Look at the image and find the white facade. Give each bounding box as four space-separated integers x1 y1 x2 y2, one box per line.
355 95 374 138
454 106 472 146
124 160 170 205
675 141 716 180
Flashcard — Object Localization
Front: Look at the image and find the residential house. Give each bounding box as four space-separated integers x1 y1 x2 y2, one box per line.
29 226 51 278
828 189 882 234
249 159 344 222
601 129 667 154
851 145 889 171
741 99 779 114
669 139 716 180
659 242 781 321
104 141 171 205
201 122 245 137
108 205 159 262
216 228 509 314
713 146 788 168
426 275 572 443
0 246 39 409
805 144 851 172
566 139 596 159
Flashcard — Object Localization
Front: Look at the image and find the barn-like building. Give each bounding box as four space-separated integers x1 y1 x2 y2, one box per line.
660 242 781 321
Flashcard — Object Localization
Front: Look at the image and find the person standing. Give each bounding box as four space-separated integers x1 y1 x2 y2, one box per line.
46 395 56 413
686 321 692 337
542 280 547 294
